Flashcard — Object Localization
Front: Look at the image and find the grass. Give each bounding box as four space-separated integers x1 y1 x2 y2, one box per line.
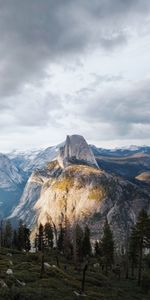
0 248 150 300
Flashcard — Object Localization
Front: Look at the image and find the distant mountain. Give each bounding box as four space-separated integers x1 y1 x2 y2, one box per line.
0 153 24 219
8 135 150 247
0 136 149 246
91 144 150 157
95 154 150 182
136 171 150 183
7 145 62 174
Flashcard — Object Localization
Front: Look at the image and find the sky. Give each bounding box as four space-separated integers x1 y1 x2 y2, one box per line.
0 0 150 152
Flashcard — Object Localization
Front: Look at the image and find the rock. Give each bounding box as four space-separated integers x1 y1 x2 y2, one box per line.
58 135 99 169
0 279 8 288
7 253 12 257
44 262 51 269
73 291 86 297
7 135 150 248
52 265 57 268
6 268 13 275
16 279 26 287
93 263 100 268
9 260 13 266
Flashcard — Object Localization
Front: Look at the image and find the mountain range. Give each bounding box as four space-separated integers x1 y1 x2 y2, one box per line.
0 135 150 248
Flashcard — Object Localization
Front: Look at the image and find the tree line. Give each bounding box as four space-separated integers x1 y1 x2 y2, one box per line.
0 220 31 252
0 209 150 287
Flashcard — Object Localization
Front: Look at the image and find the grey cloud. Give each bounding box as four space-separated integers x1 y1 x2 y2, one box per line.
74 79 150 138
0 92 63 129
0 0 150 98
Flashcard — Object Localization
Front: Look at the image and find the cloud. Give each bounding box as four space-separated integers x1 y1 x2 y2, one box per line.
0 89 63 129
0 0 150 98
73 78 150 139
0 1 150 150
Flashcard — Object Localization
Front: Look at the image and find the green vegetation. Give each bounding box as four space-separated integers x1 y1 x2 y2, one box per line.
129 210 150 286
0 210 150 299
0 248 150 300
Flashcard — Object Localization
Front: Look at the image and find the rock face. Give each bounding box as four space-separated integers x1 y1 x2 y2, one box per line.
2 138 149 221
0 154 22 190
9 136 150 247
58 135 99 169
0 154 24 219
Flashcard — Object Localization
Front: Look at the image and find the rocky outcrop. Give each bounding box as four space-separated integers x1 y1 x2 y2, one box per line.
8 135 150 247
58 135 99 169
136 171 150 183
0 154 24 219
9 159 150 247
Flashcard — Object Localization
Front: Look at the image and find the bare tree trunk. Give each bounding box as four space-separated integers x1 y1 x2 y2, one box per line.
81 260 88 293
40 253 45 278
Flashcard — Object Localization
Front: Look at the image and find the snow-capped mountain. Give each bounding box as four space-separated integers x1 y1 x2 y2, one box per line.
7 144 63 174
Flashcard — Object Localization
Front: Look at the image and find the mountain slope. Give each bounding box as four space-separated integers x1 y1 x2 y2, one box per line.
0 154 25 218
136 171 150 183
9 136 150 247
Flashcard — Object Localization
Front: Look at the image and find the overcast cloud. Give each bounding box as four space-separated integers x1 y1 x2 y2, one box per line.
0 0 150 151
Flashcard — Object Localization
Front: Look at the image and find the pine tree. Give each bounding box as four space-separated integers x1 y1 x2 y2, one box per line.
63 218 73 259
17 220 25 250
0 220 4 247
37 224 44 252
131 209 150 286
101 219 114 275
12 229 18 249
95 241 100 256
4 221 13 248
24 226 31 252
57 224 65 252
129 226 139 277
74 224 84 265
44 222 53 249
82 225 91 257
94 240 103 257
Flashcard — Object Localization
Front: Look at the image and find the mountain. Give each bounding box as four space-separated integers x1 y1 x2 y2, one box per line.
7 144 63 174
136 171 150 183
96 153 150 180
0 154 24 219
9 135 150 247
91 145 150 158
58 135 99 168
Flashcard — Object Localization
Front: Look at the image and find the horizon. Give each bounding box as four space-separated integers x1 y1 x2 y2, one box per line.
2 134 150 154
